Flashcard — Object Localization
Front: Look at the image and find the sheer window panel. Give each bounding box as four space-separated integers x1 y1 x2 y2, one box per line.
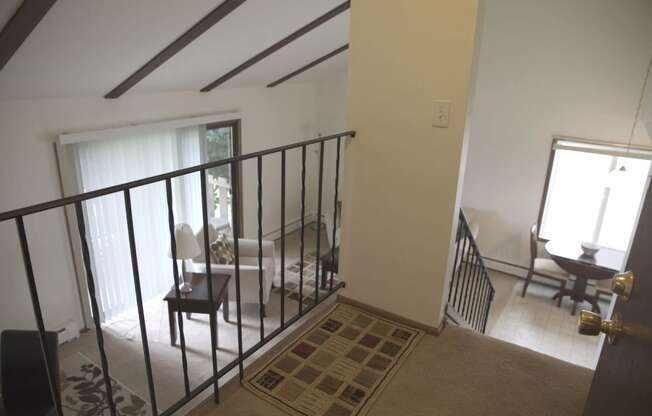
540 149 613 243
598 157 650 250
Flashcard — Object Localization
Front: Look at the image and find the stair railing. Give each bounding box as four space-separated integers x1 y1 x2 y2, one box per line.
446 209 495 333
0 130 355 416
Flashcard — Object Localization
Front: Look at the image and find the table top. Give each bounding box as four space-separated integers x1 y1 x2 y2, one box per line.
545 240 625 274
163 272 230 305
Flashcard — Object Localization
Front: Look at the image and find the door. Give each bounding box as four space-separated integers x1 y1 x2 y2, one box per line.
582 173 652 414
204 119 243 235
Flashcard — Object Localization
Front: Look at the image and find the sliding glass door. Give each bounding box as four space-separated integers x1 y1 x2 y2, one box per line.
64 117 242 323
205 120 242 234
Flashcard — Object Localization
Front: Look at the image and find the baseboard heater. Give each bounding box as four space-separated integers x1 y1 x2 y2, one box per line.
56 320 80 344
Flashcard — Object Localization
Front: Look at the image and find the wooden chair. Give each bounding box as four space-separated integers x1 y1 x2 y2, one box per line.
521 224 571 305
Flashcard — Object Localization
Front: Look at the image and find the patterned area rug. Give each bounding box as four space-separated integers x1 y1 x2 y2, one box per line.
60 353 151 416
272 252 339 309
244 303 423 416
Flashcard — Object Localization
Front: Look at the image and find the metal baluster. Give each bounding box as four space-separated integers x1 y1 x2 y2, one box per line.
478 272 491 334
329 137 341 292
199 171 219 403
124 190 159 414
299 145 306 314
164 179 191 396
459 225 474 315
461 245 475 321
230 161 245 379
477 284 485 333
469 247 483 329
15 217 63 416
477 261 491 331
448 218 463 303
257 155 265 341
482 283 494 333
280 150 286 328
471 262 485 331
479 277 491 333
461 246 477 320
74 202 118 416
452 225 468 309
314 142 325 304
469 248 482 326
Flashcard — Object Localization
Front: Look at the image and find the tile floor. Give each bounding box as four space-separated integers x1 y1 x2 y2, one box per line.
58 223 332 414
486 271 611 369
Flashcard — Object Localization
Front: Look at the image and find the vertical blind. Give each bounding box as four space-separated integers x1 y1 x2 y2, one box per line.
71 126 204 321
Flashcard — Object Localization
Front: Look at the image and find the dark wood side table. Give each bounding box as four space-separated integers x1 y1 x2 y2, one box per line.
545 241 624 315
163 271 230 347
320 247 339 289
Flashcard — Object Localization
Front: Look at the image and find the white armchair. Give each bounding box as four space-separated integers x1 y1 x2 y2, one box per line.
190 221 276 315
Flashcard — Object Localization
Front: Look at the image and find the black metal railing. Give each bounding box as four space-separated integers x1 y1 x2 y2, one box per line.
446 209 495 333
1 130 355 416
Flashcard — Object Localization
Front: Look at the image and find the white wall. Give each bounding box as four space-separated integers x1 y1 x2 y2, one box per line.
342 0 480 326
0 83 336 333
463 0 652 276
315 73 349 225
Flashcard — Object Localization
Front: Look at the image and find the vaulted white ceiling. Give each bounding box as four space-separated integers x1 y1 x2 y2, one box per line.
0 0 349 100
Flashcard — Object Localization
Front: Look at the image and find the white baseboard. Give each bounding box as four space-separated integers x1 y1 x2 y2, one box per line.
263 213 320 241
56 319 80 344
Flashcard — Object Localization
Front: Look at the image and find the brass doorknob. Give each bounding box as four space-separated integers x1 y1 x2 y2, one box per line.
578 310 623 344
612 271 634 302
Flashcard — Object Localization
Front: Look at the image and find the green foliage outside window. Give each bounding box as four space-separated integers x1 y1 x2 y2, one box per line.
206 127 233 216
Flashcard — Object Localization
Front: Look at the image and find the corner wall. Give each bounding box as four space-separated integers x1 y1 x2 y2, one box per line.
340 0 480 326
463 0 652 275
0 83 332 333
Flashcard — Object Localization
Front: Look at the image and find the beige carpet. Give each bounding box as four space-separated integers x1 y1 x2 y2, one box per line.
244 303 423 416
193 320 593 416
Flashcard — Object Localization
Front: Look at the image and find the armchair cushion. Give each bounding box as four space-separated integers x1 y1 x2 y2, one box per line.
192 223 276 306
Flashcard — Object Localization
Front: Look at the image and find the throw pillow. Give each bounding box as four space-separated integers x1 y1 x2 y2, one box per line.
210 229 234 265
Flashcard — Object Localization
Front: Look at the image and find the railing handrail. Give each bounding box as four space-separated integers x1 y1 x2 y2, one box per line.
0 130 356 222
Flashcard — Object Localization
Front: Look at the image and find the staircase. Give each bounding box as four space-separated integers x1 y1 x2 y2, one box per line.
446 209 495 333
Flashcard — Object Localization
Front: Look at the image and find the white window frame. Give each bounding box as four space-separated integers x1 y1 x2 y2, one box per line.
537 135 652 249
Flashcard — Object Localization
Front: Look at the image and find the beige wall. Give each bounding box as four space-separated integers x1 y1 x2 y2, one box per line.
0 83 331 333
341 0 481 326
463 0 652 276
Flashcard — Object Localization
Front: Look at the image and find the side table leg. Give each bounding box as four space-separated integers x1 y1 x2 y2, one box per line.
212 311 219 348
223 289 230 323
320 264 327 290
168 305 176 346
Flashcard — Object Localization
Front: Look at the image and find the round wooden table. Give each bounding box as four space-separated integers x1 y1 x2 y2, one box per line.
545 240 625 315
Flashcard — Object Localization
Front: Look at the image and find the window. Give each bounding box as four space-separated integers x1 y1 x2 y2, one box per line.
205 120 241 231
60 114 242 321
539 138 651 251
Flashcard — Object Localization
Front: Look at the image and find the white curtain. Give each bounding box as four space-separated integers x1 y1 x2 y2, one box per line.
72 126 204 321
540 149 650 251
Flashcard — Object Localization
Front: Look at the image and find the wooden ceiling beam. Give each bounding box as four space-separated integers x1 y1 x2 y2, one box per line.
267 44 348 88
201 1 350 92
0 0 57 72
105 0 246 99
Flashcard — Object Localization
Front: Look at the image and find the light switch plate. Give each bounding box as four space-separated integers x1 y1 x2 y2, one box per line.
432 100 451 128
